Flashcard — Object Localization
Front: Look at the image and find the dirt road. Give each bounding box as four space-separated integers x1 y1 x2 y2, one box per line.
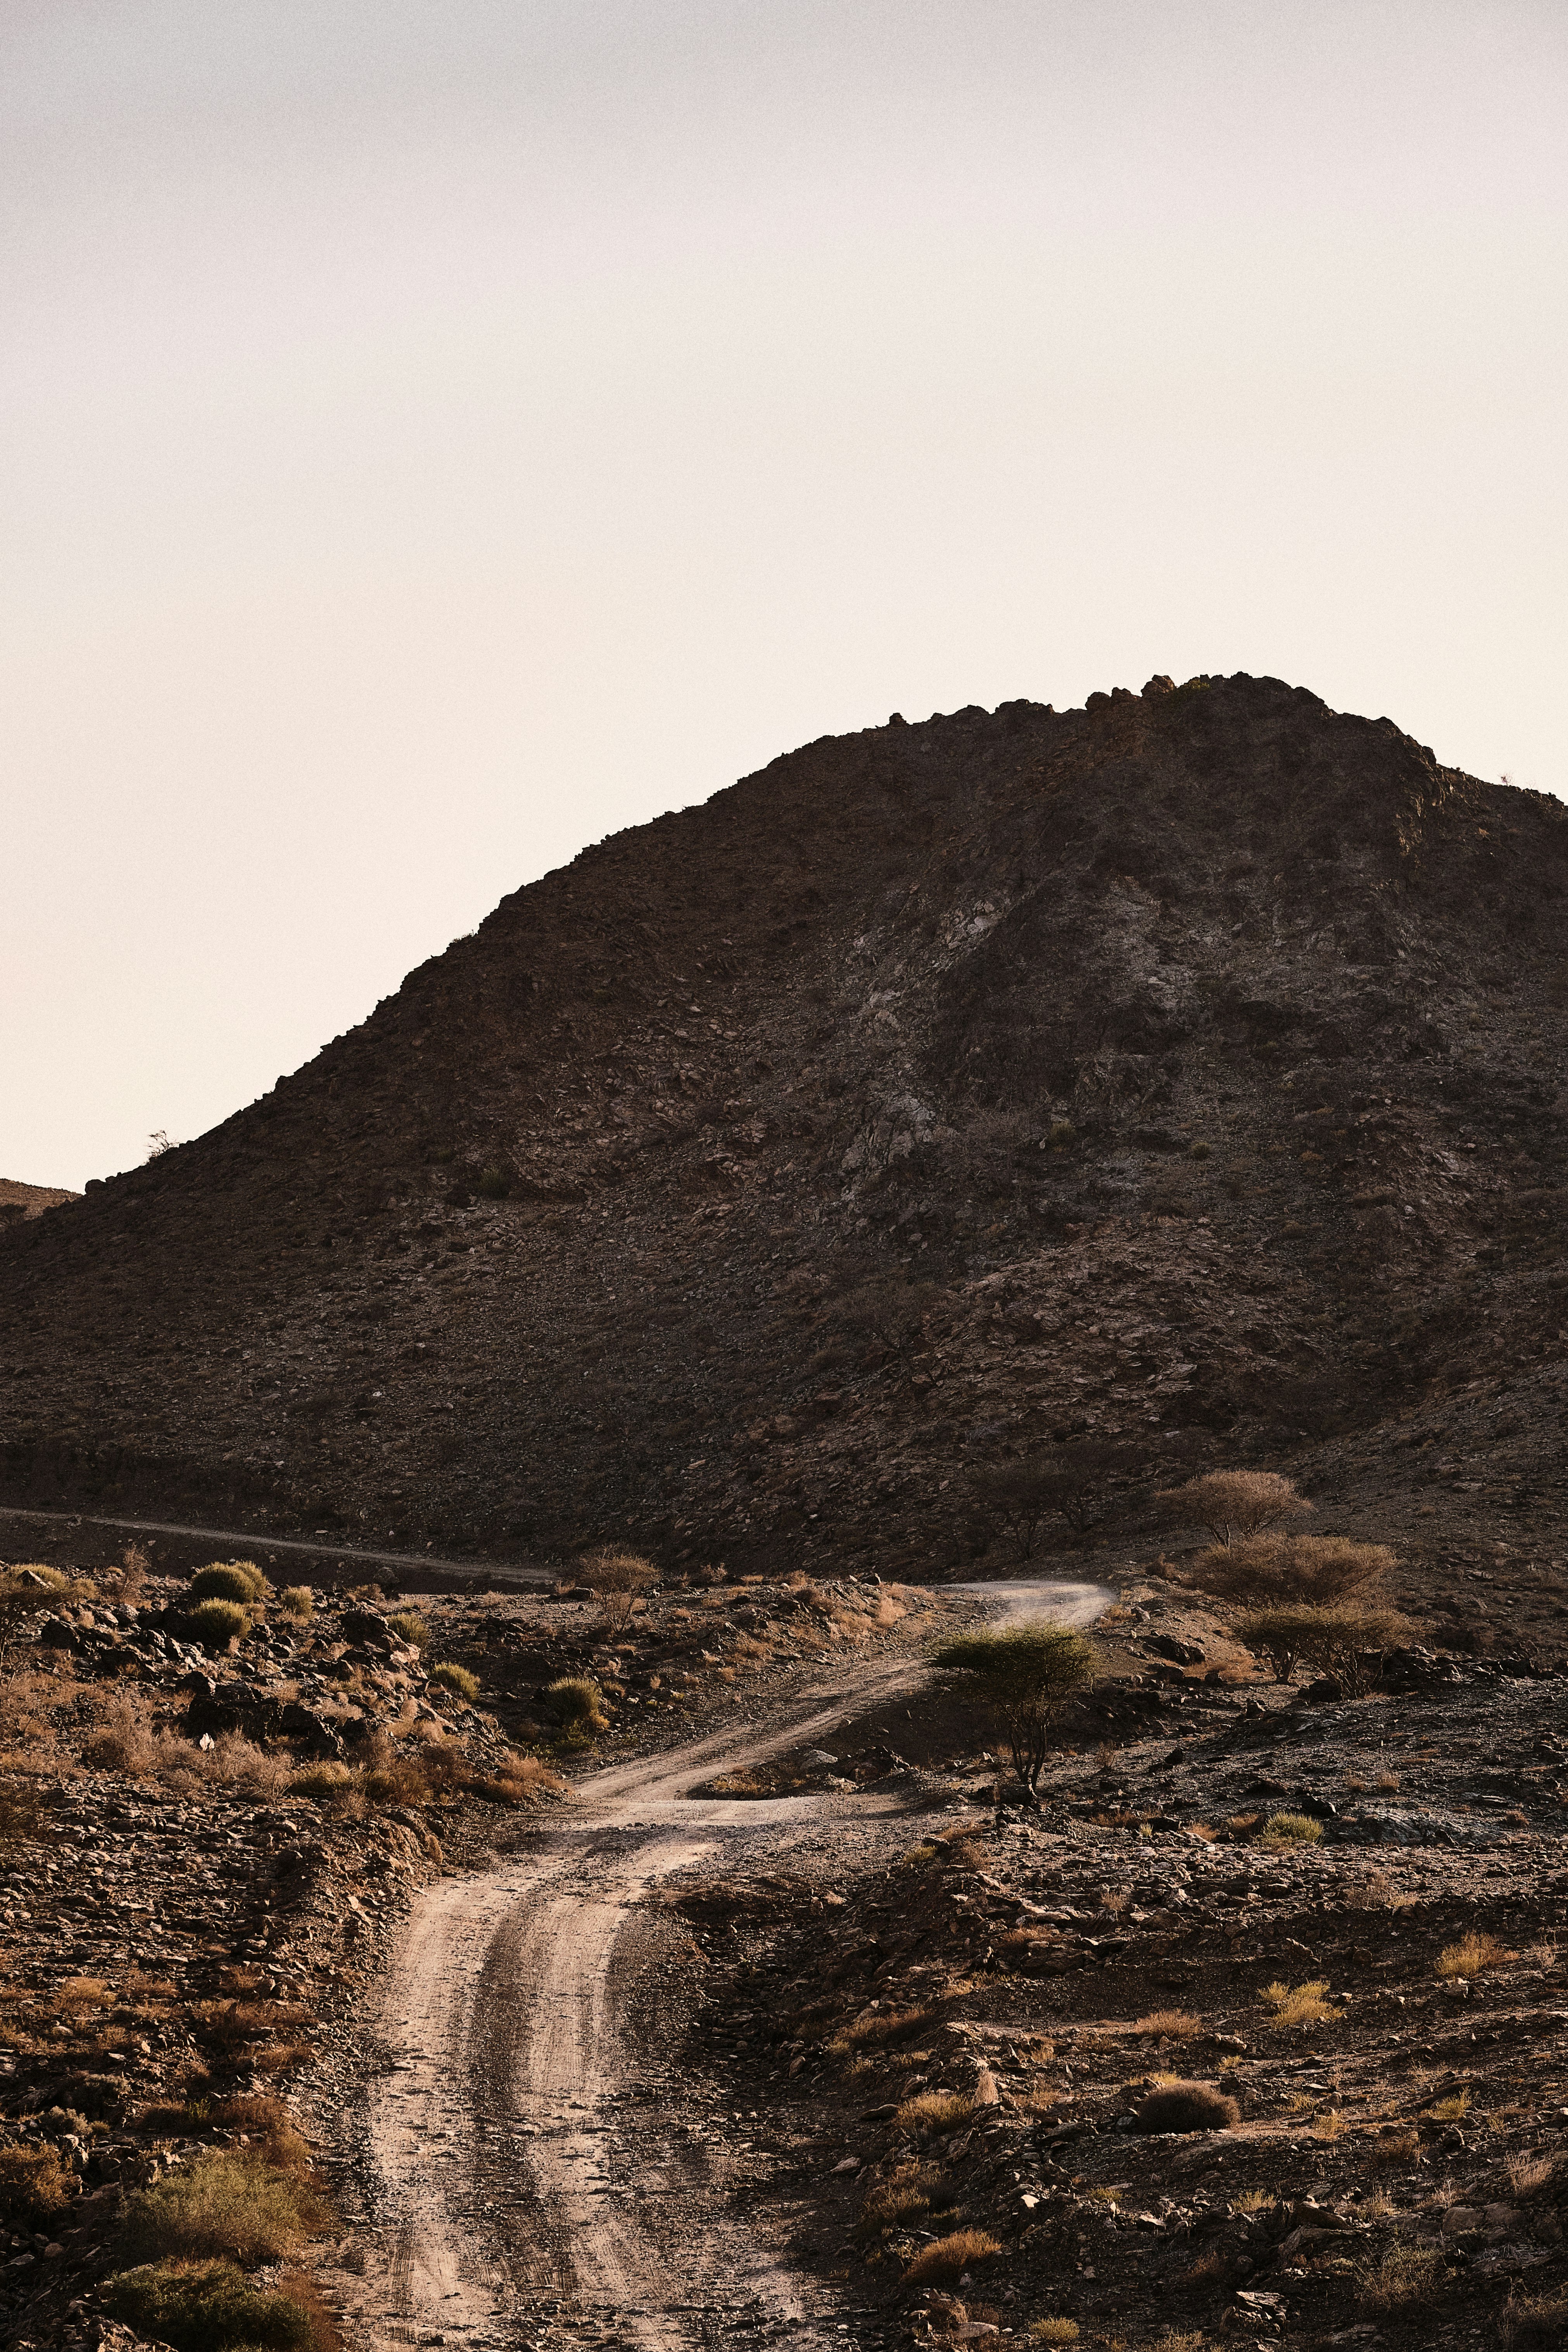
340 1580 1112 2352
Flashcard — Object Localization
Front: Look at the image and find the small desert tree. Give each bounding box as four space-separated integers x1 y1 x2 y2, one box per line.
931 1623 1102 1798
1163 1470 1311 1548
579 1549 657 1633
970 1442 1138 1559
1233 1601 1410 1693
1185 1534 1394 1607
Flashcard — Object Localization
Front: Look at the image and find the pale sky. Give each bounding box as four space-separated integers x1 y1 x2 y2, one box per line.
4 1 1565 1192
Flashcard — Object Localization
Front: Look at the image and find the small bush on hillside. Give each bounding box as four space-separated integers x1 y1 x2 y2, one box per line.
86 1691 156 1775
1164 1471 1310 1546
1437 1930 1508 1979
1186 1534 1394 1606
290 1763 353 1801
545 1676 608 1732
0 2143 74 2222
278 1586 313 1622
387 1610 430 1651
1135 2009 1202 2040
191 1562 269 1603
1133 2081 1238 2134
188 1599 251 1647
104 2259 319 2352
1262 1812 1323 1847
1028 2324 1080 2346
893 2090 974 2138
2 1562 69 1593
828 2006 933 2057
428 1662 480 1701
1502 2288 1568 2350
858 2161 944 2235
1359 2244 1443 2313
579 1550 657 1632
1261 1979 1334 2027
121 2150 327 2265
901 2229 1002 2288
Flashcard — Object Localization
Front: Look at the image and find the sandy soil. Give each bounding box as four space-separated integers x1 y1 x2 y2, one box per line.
337 1583 1110 2351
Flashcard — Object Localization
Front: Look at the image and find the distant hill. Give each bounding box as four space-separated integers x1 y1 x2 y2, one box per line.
3 672 1566 1578
0 1178 79 1226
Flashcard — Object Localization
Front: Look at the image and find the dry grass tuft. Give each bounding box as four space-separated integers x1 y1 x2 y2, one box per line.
1502 2288 1568 2350
857 2161 943 2235
829 2005 933 2058
1260 1978 1333 2027
901 2228 1002 2288
0 2143 75 2222
1133 2081 1238 2135
1027 2324 1080 2346
122 2150 329 2266
278 1587 314 1622
1261 1811 1322 1846
1507 2150 1558 2196
893 2090 975 2138
1135 2009 1202 2040
427 1661 480 1701
1360 2244 1443 2313
386 1610 430 1651
1437 1930 1508 1979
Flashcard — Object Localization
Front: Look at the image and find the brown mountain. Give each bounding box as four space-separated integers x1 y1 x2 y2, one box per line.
3 671 1567 1577
0 1178 80 1226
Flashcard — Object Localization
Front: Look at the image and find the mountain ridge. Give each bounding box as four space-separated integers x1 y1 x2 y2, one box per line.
4 670 1567 1580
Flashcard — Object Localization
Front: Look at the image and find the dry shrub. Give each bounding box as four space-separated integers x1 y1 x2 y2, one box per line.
1360 2244 1442 2313
1135 2009 1202 2040
57 1974 111 2014
1133 2081 1238 2134
1507 2150 1558 2196
472 1755 564 1807
278 1587 314 1623
1029 2325 1080 2346
0 2142 75 2222
1502 2288 1568 2350
1437 1931 1508 1979
251 2043 315 2077
205 2000 310 2050
901 2228 1002 2288
579 1549 657 1632
1186 1533 1394 1605
1164 1470 1309 1545
1261 1979 1334 2027
123 2150 330 2266
85 1690 156 1775
197 1733 289 1794
546 1676 608 1735
104 2258 330 2352
387 1610 430 1651
894 2090 975 2137
291 1762 353 1801
858 2161 944 2234
828 2006 933 2058
207 2096 314 2174
1347 1869 1415 1911
1371 2128 1420 2164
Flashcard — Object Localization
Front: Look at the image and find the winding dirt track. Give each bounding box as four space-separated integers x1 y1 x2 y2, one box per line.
344 1581 1111 2352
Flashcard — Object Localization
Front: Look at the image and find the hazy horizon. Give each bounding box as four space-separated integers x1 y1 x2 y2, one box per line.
5 0 1565 1192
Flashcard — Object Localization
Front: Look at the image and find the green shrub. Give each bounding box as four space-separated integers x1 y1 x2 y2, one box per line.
546 1675 608 1730
190 1561 269 1603
1262 1811 1323 1846
428 1662 479 1701
278 1586 314 1622
931 1624 1102 1794
104 2259 314 2351
121 2150 327 2265
1234 1602 1410 1688
188 1598 251 1646
387 1610 430 1652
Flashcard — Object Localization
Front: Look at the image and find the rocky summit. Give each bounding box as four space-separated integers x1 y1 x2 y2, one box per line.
3 671 1568 1579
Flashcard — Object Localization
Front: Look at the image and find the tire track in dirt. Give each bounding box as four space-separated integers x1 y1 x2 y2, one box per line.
341 1582 1111 2352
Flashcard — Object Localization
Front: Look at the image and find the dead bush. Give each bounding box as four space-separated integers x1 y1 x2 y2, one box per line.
85 1691 156 1776
1437 1930 1509 1979
579 1550 657 1632
893 2090 974 2137
1134 2009 1202 2040
827 2006 933 2058
1163 1470 1310 1546
1502 2288 1568 2350
1359 2244 1443 2313
1132 2081 1238 2134
857 2161 945 2236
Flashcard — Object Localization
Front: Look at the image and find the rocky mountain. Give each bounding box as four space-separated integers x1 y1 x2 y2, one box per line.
3 671 1567 1578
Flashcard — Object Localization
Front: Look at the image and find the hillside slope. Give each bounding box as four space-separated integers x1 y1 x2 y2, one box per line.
4 672 1568 1578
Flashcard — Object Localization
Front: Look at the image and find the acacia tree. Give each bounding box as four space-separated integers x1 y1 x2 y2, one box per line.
970 1442 1138 1559
579 1549 657 1633
932 1623 1102 1798
1162 1470 1311 1548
